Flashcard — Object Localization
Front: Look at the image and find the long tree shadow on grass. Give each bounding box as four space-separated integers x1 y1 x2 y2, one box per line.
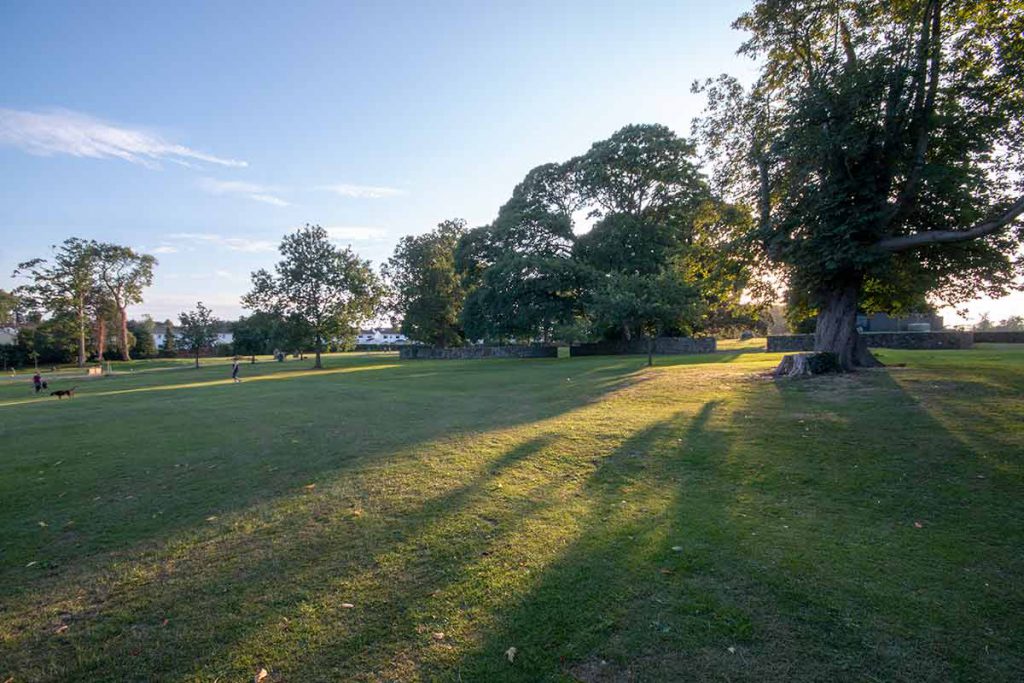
453 368 1024 681
0 356 644 600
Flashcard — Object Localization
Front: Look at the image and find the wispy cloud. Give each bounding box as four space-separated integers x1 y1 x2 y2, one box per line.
319 183 403 199
151 245 179 254
325 226 389 241
0 108 246 168
198 177 289 206
166 232 277 253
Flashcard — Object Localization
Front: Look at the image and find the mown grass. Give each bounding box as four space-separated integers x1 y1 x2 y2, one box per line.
0 345 1022 681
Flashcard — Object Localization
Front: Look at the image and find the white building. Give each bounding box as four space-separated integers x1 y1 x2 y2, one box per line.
356 328 410 346
153 322 233 349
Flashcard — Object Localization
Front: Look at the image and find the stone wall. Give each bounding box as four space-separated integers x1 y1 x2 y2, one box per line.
399 345 558 360
766 335 816 352
974 331 1024 344
570 337 716 357
767 332 974 352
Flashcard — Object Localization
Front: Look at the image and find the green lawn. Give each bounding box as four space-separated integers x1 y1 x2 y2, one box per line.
1 346 1022 681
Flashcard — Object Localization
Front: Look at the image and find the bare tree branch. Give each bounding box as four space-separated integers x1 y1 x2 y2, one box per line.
875 195 1024 252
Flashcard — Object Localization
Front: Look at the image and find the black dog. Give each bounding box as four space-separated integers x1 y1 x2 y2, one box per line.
50 386 77 399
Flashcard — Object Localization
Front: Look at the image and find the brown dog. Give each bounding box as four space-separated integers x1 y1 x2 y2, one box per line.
50 386 77 399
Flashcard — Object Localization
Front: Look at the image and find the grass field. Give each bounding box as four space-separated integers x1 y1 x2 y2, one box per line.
1 344 1022 681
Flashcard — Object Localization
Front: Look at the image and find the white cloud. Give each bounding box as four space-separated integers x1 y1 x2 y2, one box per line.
166 232 277 253
198 177 289 206
319 183 403 199
0 108 246 168
151 245 179 254
325 226 389 241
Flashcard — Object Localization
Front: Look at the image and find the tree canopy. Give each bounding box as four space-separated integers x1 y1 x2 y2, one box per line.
384 219 468 347
243 225 384 368
694 0 1024 369
178 302 219 368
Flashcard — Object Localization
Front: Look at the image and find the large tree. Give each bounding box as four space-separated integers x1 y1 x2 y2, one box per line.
178 302 219 368
383 218 468 347
13 238 98 368
0 289 19 327
243 224 383 369
694 0 1024 370
232 312 287 362
94 244 156 361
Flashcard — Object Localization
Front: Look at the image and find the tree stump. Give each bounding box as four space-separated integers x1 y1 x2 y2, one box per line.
773 352 840 378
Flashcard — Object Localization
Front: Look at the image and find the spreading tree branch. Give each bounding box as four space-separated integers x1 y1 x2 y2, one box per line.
875 195 1024 253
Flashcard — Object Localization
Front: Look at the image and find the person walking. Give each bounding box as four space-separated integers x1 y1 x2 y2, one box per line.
231 357 241 383
32 372 42 393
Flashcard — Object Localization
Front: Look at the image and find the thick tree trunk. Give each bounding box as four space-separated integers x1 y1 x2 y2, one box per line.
812 281 882 371
118 307 131 361
77 313 87 368
96 317 107 362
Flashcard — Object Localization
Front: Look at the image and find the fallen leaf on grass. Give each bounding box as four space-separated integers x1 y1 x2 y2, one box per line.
255 668 269 682
206 516 218 522
341 603 355 609
38 521 47 528
671 546 683 552
304 484 316 491
25 561 37 568
659 568 673 575
54 624 69 634
913 521 923 528
432 632 445 640
727 646 735 654
505 646 517 663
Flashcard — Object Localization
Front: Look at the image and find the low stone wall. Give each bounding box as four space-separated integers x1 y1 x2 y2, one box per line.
768 332 974 352
399 345 558 360
766 335 816 352
570 337 716 357
974 331 1024 344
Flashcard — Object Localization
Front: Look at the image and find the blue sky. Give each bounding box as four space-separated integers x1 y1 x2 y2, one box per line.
0 1 1015 324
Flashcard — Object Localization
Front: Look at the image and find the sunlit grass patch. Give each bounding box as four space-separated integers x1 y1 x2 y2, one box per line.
1 348 1022 681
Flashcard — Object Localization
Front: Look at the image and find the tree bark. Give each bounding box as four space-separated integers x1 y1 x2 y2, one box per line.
118 307 131 361
77 310 87 368
314 334 323 369
96 317 106 362
812 281 882 371
195 349 200 369
647 335 654 367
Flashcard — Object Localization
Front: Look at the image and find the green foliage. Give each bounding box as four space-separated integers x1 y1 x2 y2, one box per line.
127 318 157 357
94 243 156 361
0 289 21 327
243 225 384 367
13 238 100 367
160 318 177 355
694 0 1024 319
232 312 288 357
458 124 756 342
178 302 219 367
384 219 467 347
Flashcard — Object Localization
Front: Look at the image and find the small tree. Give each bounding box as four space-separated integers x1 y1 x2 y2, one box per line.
161 318 177 356
178 302 219 368
589 269 700 366
243 225 383 369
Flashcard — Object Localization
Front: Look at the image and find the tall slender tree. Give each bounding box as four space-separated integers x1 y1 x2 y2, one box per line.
13 238 98 367
94 244 156 361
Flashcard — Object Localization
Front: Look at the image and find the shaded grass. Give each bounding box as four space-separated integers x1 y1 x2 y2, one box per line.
1 347 1022 681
